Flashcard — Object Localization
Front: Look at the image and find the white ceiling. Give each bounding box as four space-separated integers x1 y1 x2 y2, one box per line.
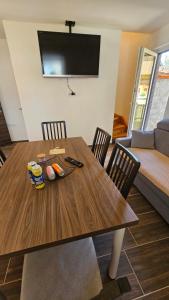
0 0 169 38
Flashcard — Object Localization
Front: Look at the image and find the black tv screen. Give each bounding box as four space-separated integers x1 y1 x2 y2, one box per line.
37 31 101 77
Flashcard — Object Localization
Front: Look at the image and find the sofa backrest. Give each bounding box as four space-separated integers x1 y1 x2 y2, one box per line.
155 119 169 156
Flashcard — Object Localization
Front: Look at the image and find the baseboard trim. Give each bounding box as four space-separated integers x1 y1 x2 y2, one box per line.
12 140 29 143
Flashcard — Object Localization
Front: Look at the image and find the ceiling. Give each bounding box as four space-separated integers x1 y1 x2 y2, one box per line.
0 0 169 38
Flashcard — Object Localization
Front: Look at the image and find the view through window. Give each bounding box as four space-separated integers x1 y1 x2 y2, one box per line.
145 50 169 130
130 48 157 131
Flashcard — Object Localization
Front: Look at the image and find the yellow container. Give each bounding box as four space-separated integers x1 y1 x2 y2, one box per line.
31 164 45 189
27 161 37 184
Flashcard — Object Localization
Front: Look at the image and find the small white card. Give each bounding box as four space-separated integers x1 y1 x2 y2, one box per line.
49 148 65 155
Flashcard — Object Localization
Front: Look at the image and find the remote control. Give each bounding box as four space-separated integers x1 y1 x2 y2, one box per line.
65 157 84 168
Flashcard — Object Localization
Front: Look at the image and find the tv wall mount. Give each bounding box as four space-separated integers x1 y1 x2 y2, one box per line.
65 20 75 33
65 20 76 96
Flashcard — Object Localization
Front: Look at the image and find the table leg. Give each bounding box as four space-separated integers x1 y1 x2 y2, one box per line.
108 228 125 279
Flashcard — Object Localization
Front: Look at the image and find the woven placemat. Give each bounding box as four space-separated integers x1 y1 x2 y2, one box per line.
39 155 76 181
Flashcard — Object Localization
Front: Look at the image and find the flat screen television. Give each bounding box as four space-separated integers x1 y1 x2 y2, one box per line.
37 31 101 77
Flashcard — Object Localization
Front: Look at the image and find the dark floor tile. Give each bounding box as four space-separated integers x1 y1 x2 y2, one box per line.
126 238 169 293
0 280 21 300
115 273 143 300
130 211 169 245
123 229 136 250
0 257 9 284
128 185 140 196
127 193 154 215
98 280 121 299
93 232 114 257
136 286 169 299
5 256 24 283
98 251 132 283
117 252 133 278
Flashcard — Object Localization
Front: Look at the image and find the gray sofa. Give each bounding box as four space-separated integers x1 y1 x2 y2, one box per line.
116 119 169 224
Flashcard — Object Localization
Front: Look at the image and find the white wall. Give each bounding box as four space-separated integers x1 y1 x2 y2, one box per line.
152 23 169 51
0 38 27 141
115 32 152 123
3 21 121 144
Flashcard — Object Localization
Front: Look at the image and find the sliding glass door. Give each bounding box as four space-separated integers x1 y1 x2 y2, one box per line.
128 48 157 132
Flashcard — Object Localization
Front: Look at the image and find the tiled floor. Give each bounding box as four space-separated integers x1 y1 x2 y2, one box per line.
93 186 169 300
1 144 169 299
0 257 22 299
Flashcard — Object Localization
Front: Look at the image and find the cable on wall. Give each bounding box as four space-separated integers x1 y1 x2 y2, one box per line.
65 21 76 95
66 78 76 95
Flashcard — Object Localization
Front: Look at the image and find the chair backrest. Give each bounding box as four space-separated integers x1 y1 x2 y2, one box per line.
106 142 140 199
41 121 67 140
0 149 6 167
91 127 111 167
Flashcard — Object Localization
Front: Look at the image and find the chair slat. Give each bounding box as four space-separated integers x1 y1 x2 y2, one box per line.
53 123 56 139
46 124 49 140
118 153 127 190
0 150 6 168
96 130 102 159
115 150 125 185
49 123 53 139
60 123 62 139
98 132 105 162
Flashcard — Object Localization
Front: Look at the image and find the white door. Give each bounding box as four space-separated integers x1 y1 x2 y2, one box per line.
128 48 157 132
0 39 28 141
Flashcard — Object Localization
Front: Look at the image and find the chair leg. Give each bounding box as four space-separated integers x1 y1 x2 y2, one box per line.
108 228 125 279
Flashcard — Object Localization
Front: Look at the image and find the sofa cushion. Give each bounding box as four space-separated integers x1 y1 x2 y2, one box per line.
116 137 131 147
129 148 169 197
157 119 169 131
155 128 169 156
131 130 154 149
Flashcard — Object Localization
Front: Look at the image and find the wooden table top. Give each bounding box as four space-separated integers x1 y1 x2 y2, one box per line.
0 137 138 257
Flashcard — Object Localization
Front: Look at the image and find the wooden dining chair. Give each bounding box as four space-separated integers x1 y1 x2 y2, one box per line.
106 142 140 199
0 149 6 167
91 127 111 167
41 121 67 140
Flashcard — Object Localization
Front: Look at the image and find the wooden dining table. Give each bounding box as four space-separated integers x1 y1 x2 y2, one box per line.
0 137 138 281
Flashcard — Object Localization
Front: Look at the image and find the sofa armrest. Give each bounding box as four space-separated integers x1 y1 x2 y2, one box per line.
115 137 131 148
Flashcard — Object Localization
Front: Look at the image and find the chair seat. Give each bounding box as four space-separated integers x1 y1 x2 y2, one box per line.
21 238 102 300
